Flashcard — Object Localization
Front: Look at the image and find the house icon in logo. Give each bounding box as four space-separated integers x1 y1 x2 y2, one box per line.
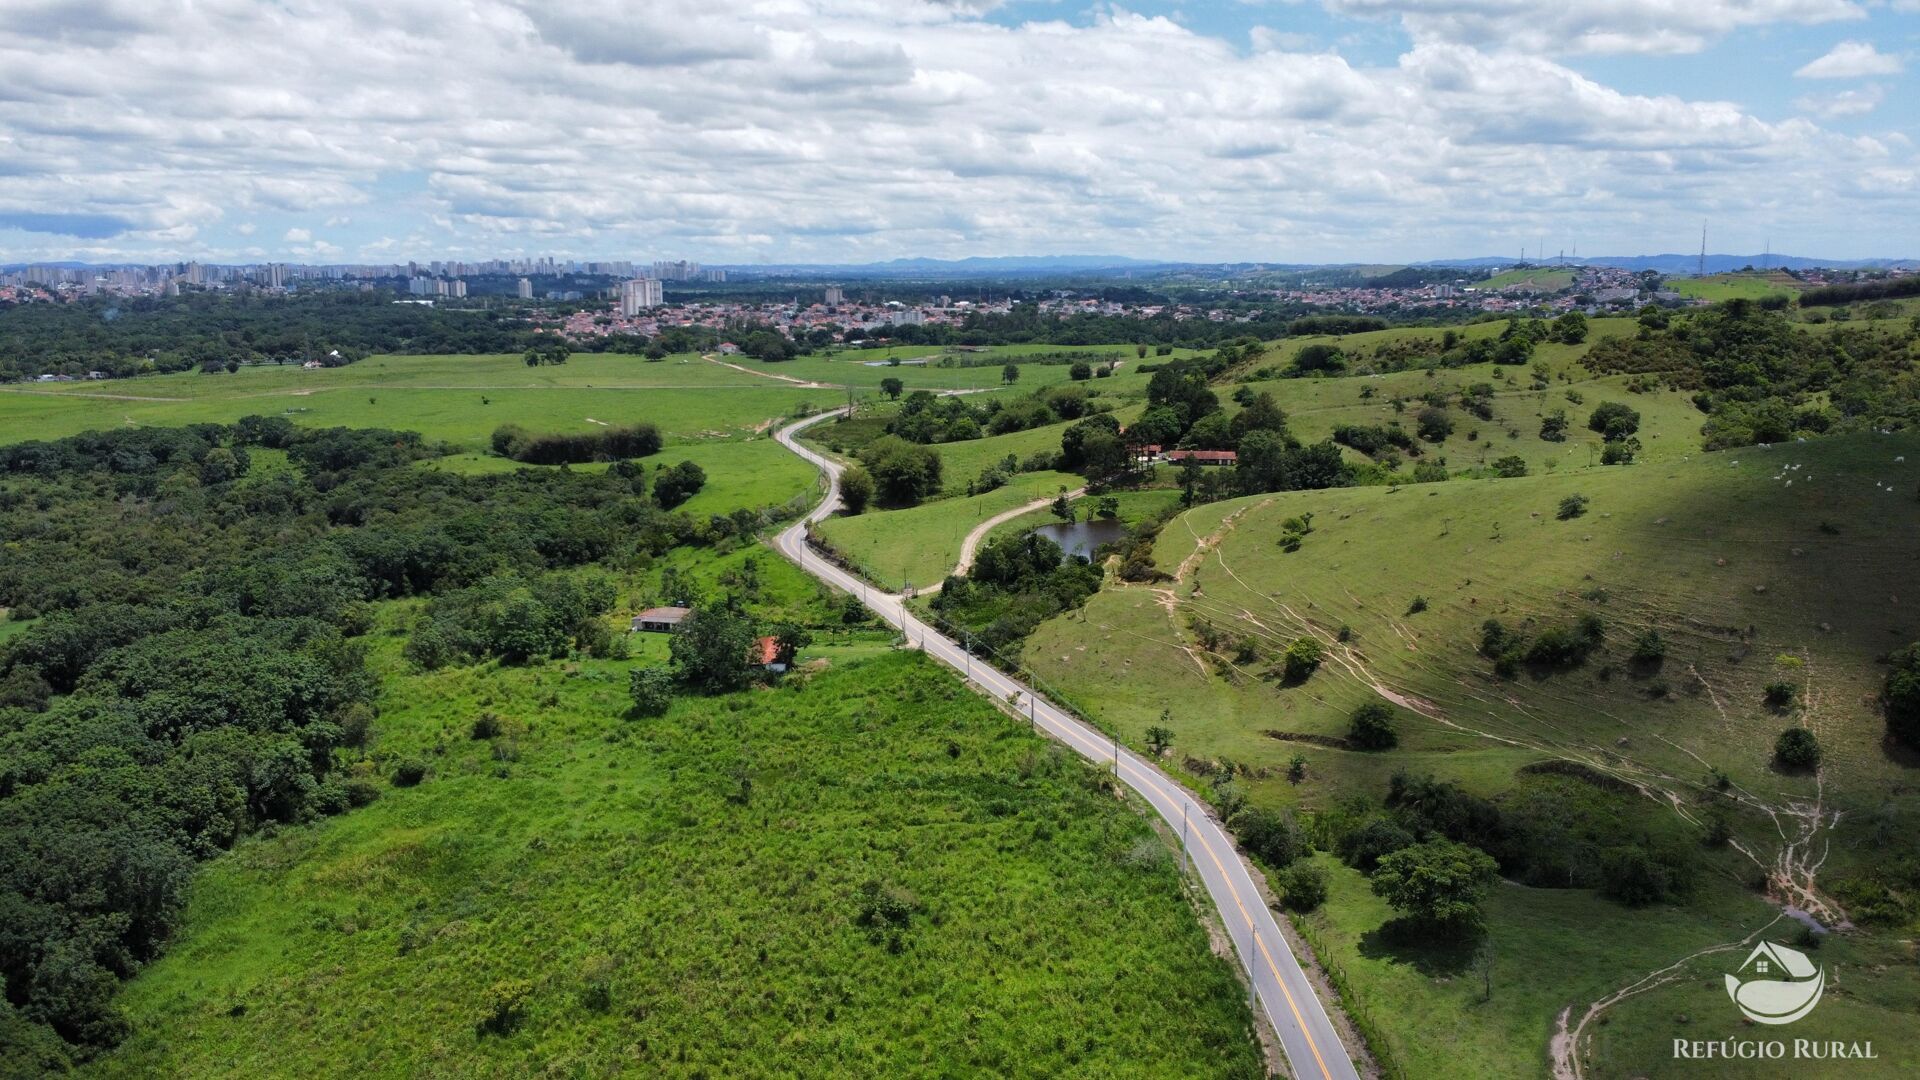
1725 941 1825 1025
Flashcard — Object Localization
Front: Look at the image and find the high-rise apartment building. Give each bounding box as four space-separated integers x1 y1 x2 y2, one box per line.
619 277 664 316
517 277 533 299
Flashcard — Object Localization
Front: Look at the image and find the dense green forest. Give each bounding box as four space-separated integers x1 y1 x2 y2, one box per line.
0 419 793 1067
0 292 542 380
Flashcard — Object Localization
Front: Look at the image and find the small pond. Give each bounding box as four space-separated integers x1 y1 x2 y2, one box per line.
1031 518 1127 561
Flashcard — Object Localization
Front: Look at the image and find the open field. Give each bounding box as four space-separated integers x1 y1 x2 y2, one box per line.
774 343 1202 392
814 470 1084 590
1477 269 1576 292
1672 272 1803 303
90 647 1264 1079
1020 431 1920 1076
0 352 851 516
0 359 843 449
421 436 823 518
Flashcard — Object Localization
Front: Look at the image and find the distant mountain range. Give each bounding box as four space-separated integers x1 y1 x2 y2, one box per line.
1417 254 1919 274
710 254 1179 278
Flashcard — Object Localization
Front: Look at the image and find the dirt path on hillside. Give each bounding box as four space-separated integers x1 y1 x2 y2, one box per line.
1149 494 1852 1078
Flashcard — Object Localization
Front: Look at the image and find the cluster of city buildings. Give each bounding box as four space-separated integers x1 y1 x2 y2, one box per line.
544 285 1274 344
1270 265 1669 316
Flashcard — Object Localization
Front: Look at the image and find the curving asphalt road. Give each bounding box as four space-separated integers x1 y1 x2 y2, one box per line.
771 409 1361 1080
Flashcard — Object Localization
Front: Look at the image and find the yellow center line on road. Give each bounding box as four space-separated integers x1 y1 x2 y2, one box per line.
1116 754 1336 1080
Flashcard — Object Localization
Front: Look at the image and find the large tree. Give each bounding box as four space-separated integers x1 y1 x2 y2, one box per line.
669 608 759 693
1370 839 1497 933
857 435 942 506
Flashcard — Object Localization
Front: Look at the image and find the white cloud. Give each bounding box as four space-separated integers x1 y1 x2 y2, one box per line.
1794 40 1903 79
1794 84 1886 116
1324 0 1864 55
0 0 1908 262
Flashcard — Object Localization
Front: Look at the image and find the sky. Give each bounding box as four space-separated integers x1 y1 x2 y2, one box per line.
1 0 1916 266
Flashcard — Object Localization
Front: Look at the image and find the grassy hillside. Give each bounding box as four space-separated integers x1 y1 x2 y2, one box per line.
89 647 1263 1079
1021 432 1920 1077
1672 272 1802 303
1478 269 1575 292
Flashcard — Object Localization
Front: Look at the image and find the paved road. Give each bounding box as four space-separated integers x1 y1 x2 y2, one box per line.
771 410 1361 1080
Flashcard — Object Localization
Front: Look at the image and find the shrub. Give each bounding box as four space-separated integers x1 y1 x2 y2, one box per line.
1234 808 1305 868
1630 629 1667 665
653 460 707 509
1598 846 1676 906
1764 681 1797 708
1416 407 1453 443
1279 862 1329 912
1774 727 1822 770
1522 630 1574 665
1406 595 1429 615
1282 637 1324 683
470 712 502 739
1337 816 1415 872
1144 724 1174 756
1479 618 1527 677
1557 493 1589 520
391 758 427 787
477 978 533 1035
839 463 874 514
628 667 675 716
1348 702 1399 751
1587 402 1641 442
1888 643 1920 750
853 880 916 932
1491 455 1528 478
1600 439 1638 465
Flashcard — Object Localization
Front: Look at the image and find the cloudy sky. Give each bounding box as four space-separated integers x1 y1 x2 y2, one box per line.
2 0 1916 265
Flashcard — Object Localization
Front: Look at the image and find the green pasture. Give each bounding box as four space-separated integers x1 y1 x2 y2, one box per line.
1021 431 1920 1076
1672 272 1802 303
92 648 1263 1079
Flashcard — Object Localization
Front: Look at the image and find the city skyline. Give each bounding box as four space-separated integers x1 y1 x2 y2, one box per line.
0 1 1916 265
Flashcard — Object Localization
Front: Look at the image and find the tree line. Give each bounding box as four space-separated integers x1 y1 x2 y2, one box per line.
0 418 766 1065
0 291 544 381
